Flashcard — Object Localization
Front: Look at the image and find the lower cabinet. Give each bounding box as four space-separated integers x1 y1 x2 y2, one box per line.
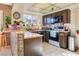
11 32 24 56
17 33 24 56
59 32 69 49
32 31 49 43
11 32 42 56
24 37 42 56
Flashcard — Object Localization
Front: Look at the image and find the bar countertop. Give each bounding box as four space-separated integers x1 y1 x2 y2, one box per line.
11 31 43 39
24 32 43 39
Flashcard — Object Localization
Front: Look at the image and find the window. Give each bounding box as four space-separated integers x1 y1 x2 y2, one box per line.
23 15 32 24
23 14 38 26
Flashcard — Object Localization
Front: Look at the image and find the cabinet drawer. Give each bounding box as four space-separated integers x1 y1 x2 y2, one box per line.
18 40 24 56
18 40 23 46
17 34 24 40
18 48 24 56
18 40 23 45
18 38 23 40
18 44 23 48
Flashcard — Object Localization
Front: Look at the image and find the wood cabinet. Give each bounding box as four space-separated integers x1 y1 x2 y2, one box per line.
11 32 24 56
24 37 42 56
62 9 71 23
17 33 24 56
43 16 47 25
59 32 69 49
11 32 42 56
43 9 71 25
31 30 49 43
44 31 49 43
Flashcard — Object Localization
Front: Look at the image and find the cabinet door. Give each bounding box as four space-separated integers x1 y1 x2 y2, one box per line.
59 33 64 48
43 14 52 25
44 31 49 42
59 32 68 49
17 34 24 56
43 16 47 25
63 9 70 23
46 15 51 24
24 37 42 56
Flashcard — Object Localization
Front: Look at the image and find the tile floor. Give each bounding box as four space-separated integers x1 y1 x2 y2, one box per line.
0 46 12 56
43 42 79 56
0 42 79 56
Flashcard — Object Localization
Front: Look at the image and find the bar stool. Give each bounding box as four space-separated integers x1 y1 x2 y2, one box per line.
0 32 2 47
1 32 7 47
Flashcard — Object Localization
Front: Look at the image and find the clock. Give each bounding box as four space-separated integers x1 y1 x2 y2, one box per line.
13 12 21 19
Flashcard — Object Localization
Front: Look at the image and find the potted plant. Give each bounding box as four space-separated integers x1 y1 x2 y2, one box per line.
5 16 11 24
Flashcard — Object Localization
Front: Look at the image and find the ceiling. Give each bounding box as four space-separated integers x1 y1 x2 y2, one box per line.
1 3 76 14
23 3 76 14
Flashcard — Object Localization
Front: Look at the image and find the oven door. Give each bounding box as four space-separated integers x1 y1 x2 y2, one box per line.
49 30 59 42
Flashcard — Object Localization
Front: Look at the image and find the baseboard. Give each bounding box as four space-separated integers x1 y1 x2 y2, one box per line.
75 46 79 51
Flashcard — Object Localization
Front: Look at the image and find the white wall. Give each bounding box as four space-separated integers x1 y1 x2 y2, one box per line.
12 3 43 28
74 7 79 47
75 8 79 30
12 3 24 23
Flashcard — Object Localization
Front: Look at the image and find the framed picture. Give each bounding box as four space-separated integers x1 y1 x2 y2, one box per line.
13 12 21 19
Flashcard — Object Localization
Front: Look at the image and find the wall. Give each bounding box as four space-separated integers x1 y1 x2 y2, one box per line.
12 3 43 28
74 7 79 48
0 4 12 22
12 3 24 23
75 8 79 30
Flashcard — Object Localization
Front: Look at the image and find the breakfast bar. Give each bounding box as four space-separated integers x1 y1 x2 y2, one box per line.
10 31 43 56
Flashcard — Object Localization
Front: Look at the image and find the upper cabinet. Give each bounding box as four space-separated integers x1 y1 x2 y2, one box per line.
43 15 47 25
43 9 71 25
62 9 71 23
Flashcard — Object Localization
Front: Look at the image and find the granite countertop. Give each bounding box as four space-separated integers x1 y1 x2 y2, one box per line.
0 31 10 34
11 31 43 39
24 32 43 39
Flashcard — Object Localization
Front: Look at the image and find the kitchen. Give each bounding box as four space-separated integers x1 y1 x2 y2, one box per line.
0 3 79 56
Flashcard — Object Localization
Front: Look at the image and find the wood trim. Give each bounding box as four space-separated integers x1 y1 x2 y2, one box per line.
0 3 12 7
0 4 12 25
43 9 71 25
75 46 79 51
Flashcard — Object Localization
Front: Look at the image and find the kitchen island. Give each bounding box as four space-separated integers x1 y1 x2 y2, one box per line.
11 31 43 56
